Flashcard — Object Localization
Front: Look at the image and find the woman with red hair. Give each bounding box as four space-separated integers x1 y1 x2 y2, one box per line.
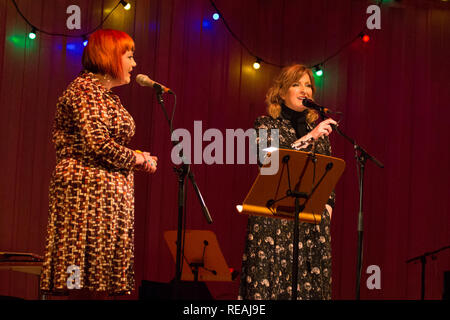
40 29 156 297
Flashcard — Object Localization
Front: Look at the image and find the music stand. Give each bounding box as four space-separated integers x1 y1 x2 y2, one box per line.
164 230 231 299
237 148 345 300
0 252 43 275
0 252 44 299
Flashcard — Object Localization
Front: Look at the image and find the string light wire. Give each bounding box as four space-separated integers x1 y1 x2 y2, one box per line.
12 0 379 73
209 0 379 71
11 0 125 39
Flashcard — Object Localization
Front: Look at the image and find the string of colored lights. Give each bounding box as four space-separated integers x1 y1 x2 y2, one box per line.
11 0 131 44
209 0 379 75
11 0 378 76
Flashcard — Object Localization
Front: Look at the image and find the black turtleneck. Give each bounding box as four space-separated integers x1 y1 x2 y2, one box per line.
280 104 309 139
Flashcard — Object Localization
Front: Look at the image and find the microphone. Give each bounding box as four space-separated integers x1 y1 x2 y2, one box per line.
302 98 336 115
136 74 173 94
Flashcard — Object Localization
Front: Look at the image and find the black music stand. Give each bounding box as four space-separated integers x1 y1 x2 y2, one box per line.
237 148 345 300
164 230 232 299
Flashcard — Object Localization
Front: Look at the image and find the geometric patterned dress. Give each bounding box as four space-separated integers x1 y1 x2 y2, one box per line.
40 71 137 295
239 108 335 300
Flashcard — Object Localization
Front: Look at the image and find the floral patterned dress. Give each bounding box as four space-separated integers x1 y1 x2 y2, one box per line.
40 71 137 295
239 107 335 300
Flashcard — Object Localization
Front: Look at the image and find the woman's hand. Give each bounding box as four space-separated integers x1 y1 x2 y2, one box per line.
291 118 337 150
134 151 158 173
325 204 332 219
309 118 337 140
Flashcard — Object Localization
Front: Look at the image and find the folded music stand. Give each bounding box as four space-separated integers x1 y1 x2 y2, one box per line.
0 252 44 299
164 230 232 283
0 252 43 276
237 148 345 300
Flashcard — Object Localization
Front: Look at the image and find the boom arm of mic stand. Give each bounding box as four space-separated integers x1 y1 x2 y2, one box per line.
318 109 383 168
187 170 213 224
331 124 384 168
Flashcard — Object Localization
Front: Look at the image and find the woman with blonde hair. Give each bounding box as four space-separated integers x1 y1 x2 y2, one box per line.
239 64 337 300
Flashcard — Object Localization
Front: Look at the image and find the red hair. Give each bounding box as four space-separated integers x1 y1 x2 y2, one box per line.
82 29 135 79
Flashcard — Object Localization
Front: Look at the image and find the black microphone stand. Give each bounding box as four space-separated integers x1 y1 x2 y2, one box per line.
316 109 384 300
406 245 450 300
153 85 213 299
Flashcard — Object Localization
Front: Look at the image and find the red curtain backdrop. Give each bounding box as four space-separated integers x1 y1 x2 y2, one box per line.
0 0 449 300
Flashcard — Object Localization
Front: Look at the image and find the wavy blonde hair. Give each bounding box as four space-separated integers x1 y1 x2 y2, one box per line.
265 64 319 124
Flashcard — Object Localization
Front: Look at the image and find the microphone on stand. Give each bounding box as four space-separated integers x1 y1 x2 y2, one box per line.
302 98 337 115
136 74 174 94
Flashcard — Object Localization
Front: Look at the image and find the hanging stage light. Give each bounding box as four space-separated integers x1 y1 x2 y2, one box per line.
361 33 370 43
253 58 261 70
314 66 323 77
82 35 88 47
120 1 131 10
212 13 220 20
28 27 37 40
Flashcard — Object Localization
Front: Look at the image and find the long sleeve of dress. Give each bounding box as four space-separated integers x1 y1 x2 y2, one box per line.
69 84 136 172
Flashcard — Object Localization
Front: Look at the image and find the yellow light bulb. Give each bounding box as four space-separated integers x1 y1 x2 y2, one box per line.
121 1 131 10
